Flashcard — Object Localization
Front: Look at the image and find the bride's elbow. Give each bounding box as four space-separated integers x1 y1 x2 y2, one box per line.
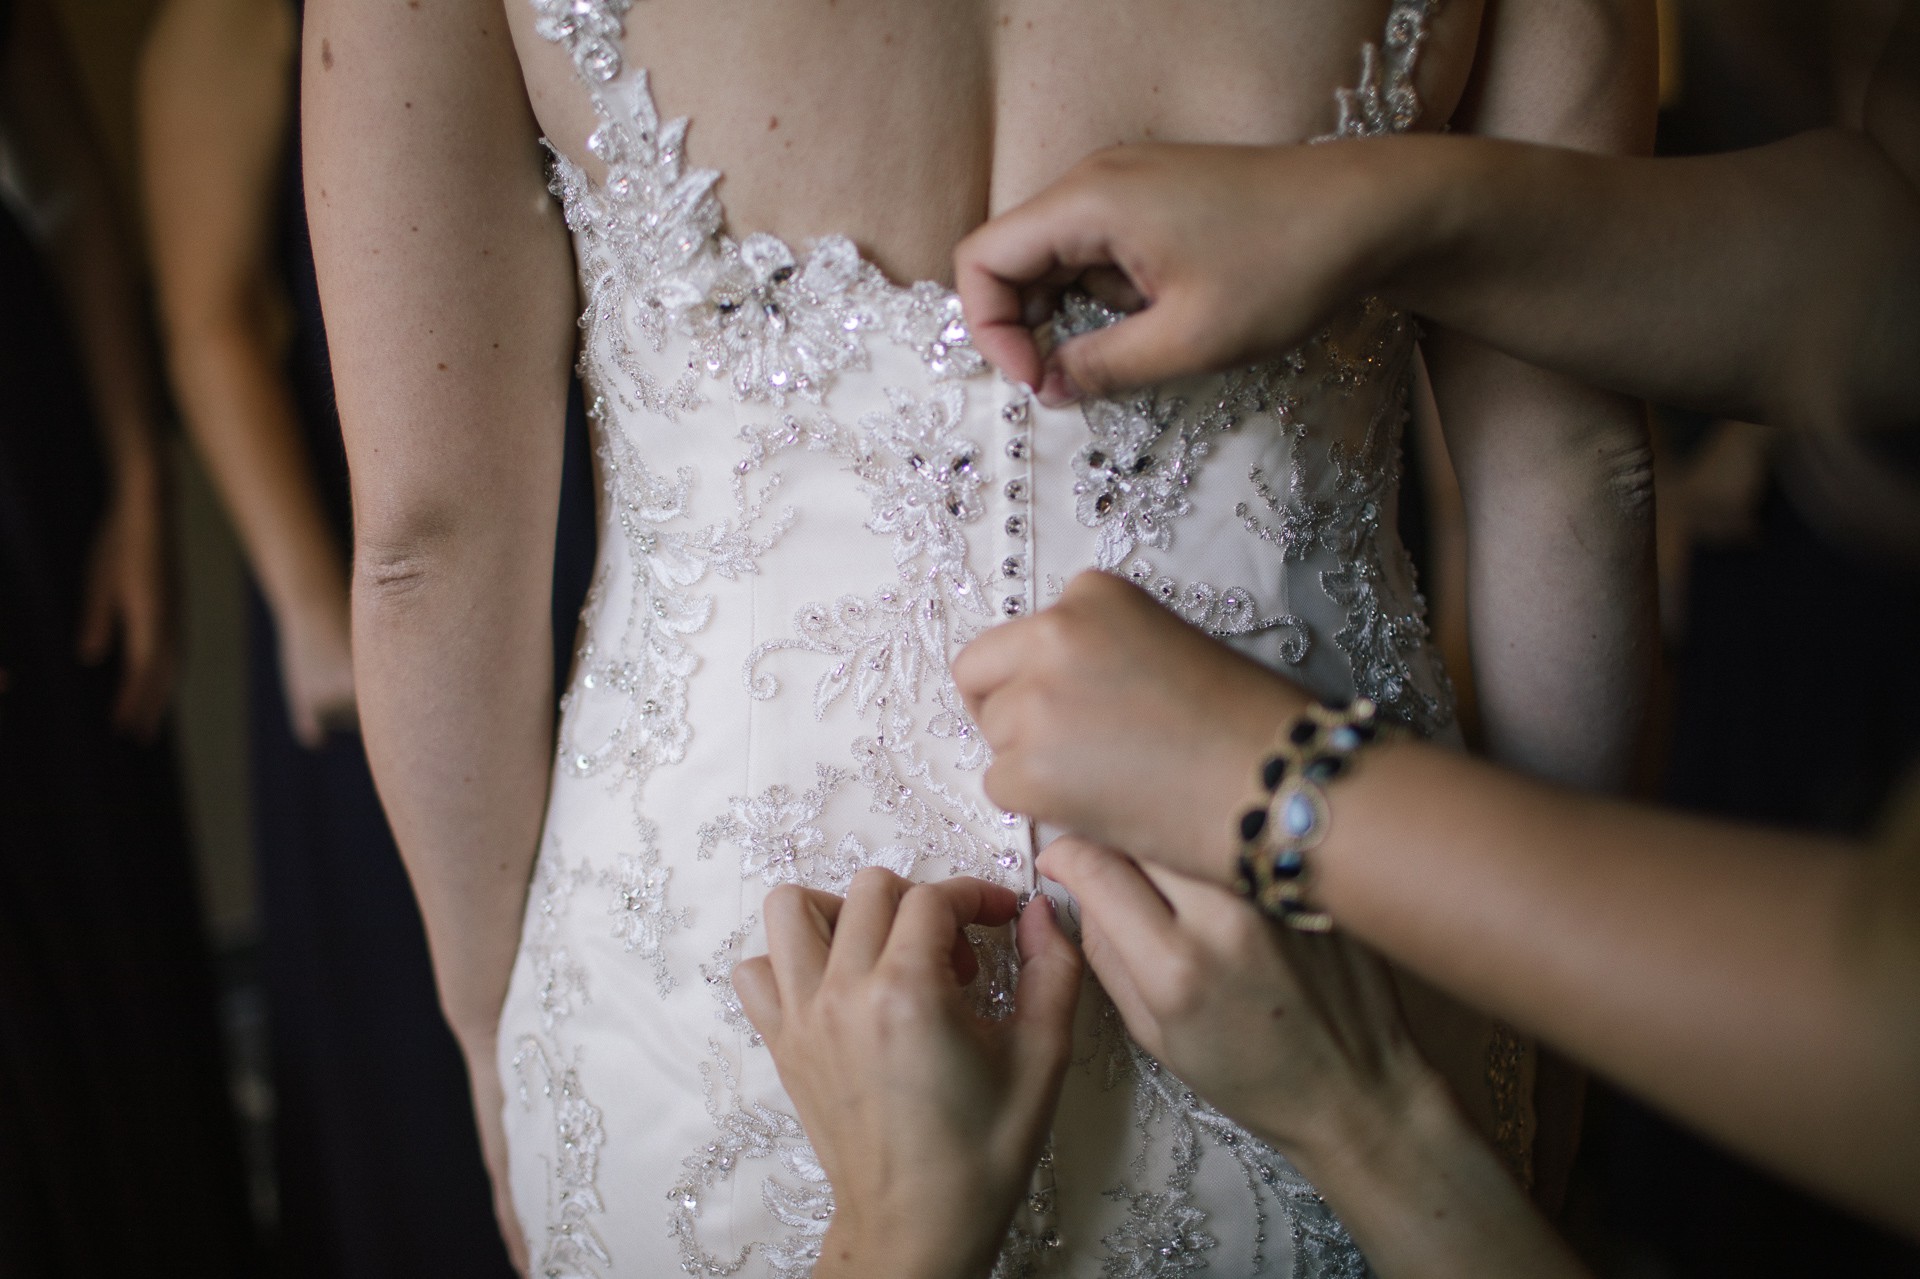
351 496 484 614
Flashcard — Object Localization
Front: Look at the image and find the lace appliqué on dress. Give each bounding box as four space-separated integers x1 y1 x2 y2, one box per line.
600 816 687 996
1234 327 1454 737
741 392 1023 885
545 71 982 410
697 764 917 889
558 400 790 794
1321 0 1442 141
1103 1045 1367 1279
513 842 615 1276
668 1046 830 1279
531 0 632 83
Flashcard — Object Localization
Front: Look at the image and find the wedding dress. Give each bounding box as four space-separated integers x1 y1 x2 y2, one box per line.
495 1 1527 1273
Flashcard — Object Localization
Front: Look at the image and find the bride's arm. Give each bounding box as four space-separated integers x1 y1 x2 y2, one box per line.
1420 0 1660 790
303 0 574 1257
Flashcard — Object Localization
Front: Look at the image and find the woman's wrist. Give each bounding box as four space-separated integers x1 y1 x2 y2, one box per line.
1375 135 1501 319
1168 664 1314 883
1276 1058 1456 1192
1278 1063 1588 1278
817 1183 1013 1279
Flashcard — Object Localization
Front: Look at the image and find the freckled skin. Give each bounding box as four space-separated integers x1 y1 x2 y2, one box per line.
305 3 1667 1269
501 0 1464 285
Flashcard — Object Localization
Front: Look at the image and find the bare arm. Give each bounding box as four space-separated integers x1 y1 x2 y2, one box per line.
955 571 1920 1240
955 7 1920 437
140 0 354 747
1039 839 1589 1279
304 0 574 1260
2 0 174 733
1420 0 1659 790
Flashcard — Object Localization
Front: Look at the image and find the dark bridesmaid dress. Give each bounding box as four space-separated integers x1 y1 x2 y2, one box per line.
0 96 260 1279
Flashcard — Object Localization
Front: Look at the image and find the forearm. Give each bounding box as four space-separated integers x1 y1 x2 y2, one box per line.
1310 742 1917 1234
1281 1074 1587 1279
353 549 557 1045
306 0 577 1047
1391 132 1920 434
166 319 348 619
43 204 167 485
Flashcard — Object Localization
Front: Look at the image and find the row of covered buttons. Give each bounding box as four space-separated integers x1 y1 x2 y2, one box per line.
998 392 1034 618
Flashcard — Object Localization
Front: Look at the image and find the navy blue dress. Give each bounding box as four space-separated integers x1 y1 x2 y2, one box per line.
0 121 259 1279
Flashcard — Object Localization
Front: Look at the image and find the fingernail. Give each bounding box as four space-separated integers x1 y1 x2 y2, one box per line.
1038 364 1082 408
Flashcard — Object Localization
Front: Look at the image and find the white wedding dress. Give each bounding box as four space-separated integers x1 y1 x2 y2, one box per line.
495 1 1528 1273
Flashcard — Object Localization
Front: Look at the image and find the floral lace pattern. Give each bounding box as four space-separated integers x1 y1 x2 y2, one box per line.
600 817 686 996
1099 1044 1367 1278
547 77 982 411
1235 378 1454 737
512 0 1506 1273
667 1047 830 1278
512 843 614 1276
557 402 789 793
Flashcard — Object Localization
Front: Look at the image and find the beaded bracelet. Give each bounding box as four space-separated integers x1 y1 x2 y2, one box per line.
1233 698 1390 932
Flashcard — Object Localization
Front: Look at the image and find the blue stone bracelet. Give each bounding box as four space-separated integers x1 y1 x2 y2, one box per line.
1232 697 1388 932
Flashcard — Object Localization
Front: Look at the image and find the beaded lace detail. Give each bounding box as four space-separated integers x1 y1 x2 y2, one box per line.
514 1 1480 1275
546 77 981 410
510 842 614 1276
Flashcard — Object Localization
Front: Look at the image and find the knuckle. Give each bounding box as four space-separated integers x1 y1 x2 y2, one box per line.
867 975 937 1031
763 883 808 919
1146 943 1208 1020
849 865 905 898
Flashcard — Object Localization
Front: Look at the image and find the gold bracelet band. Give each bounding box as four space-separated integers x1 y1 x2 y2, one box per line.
1232 698 1392 932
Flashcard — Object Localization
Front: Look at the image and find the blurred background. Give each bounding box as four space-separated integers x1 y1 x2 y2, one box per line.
4 0 1918 1274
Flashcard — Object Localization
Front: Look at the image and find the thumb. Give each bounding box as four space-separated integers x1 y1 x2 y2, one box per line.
1044 294 1220 404
1009 895 1082 1080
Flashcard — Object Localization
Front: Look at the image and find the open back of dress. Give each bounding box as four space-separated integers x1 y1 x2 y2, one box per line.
493 2 1522 1273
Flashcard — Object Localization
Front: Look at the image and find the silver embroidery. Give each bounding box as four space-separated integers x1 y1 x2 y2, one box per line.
1120 558 1311 660
697 764 916 889
667 1046 829 1278
740 387 1021 884
700 918 762 1043
600 816 687 996
514 1041 613 1278
527 843 593 1034
558 405 790 790
1235 382 1453 736
1322 0 1441 140
1103 1046 1368 1278
530 0 632 83
512 842 614 1275
547 75 982 409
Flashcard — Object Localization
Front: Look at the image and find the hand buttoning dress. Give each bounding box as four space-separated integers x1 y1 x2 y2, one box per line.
495 2 1530 1273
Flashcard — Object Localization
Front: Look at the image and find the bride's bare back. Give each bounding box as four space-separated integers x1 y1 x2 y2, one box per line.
508 0 1485 282
305 0 1652 1266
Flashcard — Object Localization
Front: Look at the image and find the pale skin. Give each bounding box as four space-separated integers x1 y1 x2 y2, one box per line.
732 6 1920 1270
950 569 1920 1242
741 860 1590 1279
140 0 357 749
954 5 1920 438
1 0 175 735
734 873 1082 1279
305 0 1655 1260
